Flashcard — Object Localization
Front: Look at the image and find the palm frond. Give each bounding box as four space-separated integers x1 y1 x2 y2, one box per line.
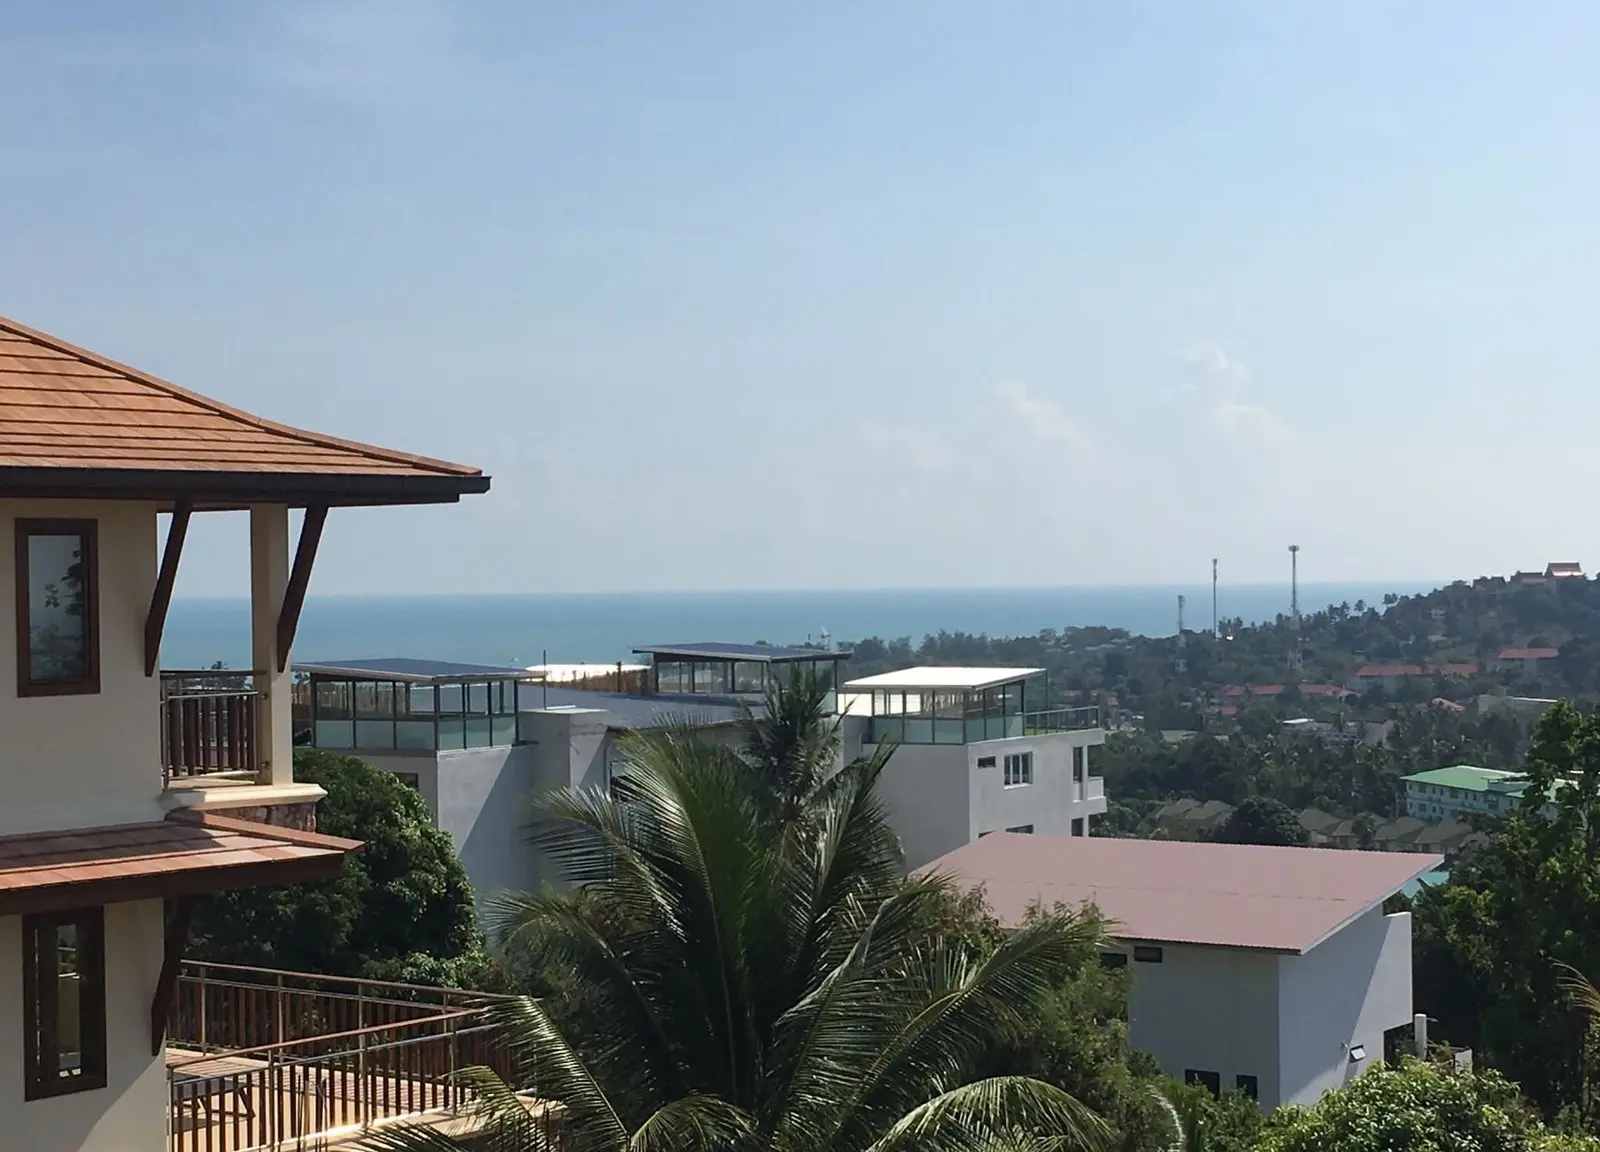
862 1075 1110 1152
1557 961 1600 1018
625 1094 757 1152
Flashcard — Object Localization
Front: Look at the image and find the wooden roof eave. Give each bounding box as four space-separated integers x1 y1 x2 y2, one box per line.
0 466 491 509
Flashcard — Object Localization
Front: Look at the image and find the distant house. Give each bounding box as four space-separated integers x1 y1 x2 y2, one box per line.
1495 647 1560 674
1428 663 1479 678
1429 697 1467 713
1478 694 1559 720
925 834 1438 1110
1349 665 1424 694
1155 798 1234 837
1298 808 1341 844
1546 561 1584 579
1299 683 1353 700
1402 764 1536 823
1510 570 1549 589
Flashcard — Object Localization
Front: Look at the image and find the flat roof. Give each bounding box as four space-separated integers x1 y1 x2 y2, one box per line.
922 834 1440 955
633 642 849 663
842 667 1044 692
1402 764 1523 791
527 685 747 730
0 811 359 916
297 658 528 683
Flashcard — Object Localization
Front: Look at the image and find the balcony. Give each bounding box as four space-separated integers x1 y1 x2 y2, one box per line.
866 706 1101 746
166 961 559 1151
161 671 263 784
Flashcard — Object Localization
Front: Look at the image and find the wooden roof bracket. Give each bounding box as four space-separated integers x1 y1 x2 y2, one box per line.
275 505 328 673
143 501 192 676
150 895 195 1055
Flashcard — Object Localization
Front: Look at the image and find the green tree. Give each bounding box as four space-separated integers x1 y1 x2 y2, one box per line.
741 666 842 823
1212 796 1309 847
365 729 1110 1151
1256 1061 1599 1152
189 749 497 987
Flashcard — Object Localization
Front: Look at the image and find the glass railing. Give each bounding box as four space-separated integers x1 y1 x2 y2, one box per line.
866 706 1100 745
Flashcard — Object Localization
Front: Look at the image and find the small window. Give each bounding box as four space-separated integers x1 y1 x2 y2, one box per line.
1005 824 1034 834
1184 1069 1220 1097
1071 818 1085 836
1072 745 1085 782
1236 1074 1258 1100
1099 951 1128 969
1133 945 1164 964
394 772 421 791
976 756 996 769
15 520 99 697
23 908 107 1099
1003 752 1033 787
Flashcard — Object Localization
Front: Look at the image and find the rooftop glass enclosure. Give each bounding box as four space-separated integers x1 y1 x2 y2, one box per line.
844 672 1100 744
634 643 851 704
294 660 525 752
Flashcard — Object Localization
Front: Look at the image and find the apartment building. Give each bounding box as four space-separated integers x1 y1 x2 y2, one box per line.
0 313 502 1150
839 666 1107 868
1402 764 1550 822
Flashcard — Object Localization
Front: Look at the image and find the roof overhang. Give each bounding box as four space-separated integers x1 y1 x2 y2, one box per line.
0 466 490 509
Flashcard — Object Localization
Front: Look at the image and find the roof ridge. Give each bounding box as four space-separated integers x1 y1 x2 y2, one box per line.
0 314 480 479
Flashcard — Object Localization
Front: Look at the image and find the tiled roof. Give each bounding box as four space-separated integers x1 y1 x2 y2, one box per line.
0 810 358 915
1498 648 1559 661
0 314 487 504
924 834 1440 954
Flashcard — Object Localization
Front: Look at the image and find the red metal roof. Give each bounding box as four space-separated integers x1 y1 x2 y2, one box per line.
922 834 1440 954
1498 648 1559 661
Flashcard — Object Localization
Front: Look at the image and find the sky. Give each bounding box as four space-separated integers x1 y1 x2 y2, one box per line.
3 2 1599 597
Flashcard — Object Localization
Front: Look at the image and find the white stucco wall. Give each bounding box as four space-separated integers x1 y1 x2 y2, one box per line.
0 900 165 1151
1277 908 1412 1106
870 741 972 870
0 500 163 836
1125 941 1282 1106
969 729 1107 839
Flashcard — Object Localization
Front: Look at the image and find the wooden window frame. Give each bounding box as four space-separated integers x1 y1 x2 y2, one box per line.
14 519 100 698
22 907 108 1100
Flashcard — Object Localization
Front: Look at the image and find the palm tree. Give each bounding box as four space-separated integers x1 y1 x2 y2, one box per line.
741 666 843 823
361 725 1109 1152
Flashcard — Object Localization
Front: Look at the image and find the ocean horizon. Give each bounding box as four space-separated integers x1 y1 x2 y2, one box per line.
161 582 1439 671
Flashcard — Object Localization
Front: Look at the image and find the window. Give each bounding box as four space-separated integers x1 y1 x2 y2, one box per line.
394 772 421 792
1099 951 1128 969
1235 1074 1258 1101
15 520 99 697
23 908 106 1099
1005 824 1034 834
1184 1069 1220 1097
1072 745 1085 782
1003 752 1033 787
1133 945 1164 964
1071 818 1085 837
976 756 996 769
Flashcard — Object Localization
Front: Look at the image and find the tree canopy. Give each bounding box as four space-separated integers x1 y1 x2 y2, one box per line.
1211 796 1310 847
189 748 498 988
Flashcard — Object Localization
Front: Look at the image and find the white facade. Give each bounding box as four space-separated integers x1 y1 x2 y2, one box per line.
847 719 1108 870
1119 907 1414 1110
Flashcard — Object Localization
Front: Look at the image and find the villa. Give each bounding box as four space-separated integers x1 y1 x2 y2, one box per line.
0 313 532 1150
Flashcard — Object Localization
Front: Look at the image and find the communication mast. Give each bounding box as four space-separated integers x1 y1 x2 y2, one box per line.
1288 545 1303 675
1175 594 1187 675
1212 557 1219 639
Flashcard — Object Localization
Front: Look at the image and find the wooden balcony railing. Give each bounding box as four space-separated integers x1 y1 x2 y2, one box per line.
160 671 262 782
167 961 557 1150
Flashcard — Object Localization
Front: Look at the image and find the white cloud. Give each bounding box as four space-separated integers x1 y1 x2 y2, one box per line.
1175 343 1293 443
996 382 1091 452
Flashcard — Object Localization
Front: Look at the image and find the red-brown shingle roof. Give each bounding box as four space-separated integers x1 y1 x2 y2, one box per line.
0 810 359 915
1498 648 1559 661
0 315 488 506
923 834 1439 954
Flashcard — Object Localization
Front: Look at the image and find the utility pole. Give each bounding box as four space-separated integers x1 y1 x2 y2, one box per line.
1211 558 1219 639
1175 595 1187 675
1288 545 1303 676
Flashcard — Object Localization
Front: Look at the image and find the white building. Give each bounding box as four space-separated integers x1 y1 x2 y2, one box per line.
926 833 1439 1110
0 312 495 1150
839 667 1107 869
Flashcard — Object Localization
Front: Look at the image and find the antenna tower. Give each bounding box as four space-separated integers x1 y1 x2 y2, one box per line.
1175 595 1187 674
1288 545 1303 675
1211 558 1219 638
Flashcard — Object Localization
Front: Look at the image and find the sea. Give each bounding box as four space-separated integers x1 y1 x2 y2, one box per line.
160 582 1437 671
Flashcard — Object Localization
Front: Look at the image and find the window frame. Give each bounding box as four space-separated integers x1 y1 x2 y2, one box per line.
14 519 101 698
1133 944 1164 964
22 907 108 1100
1003 751 1034 787
1184 1068 1221 1097
1235 1074 1259 1101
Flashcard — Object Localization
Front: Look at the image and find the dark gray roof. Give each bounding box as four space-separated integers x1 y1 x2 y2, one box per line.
633 642 850 662
296 658 526 684
528 685 750 730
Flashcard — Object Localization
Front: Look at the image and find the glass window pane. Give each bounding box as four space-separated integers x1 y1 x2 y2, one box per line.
54 923 83 1075
491 714 517 745
315 680 353 719
437 716 465 750
25 531 91 684
468 682 490 714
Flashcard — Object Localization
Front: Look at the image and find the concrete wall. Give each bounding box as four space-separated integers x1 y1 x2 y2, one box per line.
0 500 163 836
0 900 165 1152
1125 942 1282 1107
868 741 971 870
1277 908 1412 1107
969 729 1106 840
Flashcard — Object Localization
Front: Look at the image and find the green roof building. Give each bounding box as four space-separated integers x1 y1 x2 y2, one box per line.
1402 764 1536 823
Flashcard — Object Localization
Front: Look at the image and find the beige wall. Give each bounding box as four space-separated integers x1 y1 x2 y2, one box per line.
0 900 166 1151
0 500 163 836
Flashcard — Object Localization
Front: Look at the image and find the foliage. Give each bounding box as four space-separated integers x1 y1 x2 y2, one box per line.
1255 1060 1595 1152
366 725 1113 1151
741 665 843 823
1211 796 1309 847
1410 702 1600 1120
1154 1082 1265 1152
189 749 498 986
